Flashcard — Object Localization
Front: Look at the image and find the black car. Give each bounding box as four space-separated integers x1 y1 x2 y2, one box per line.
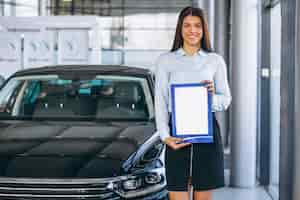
0 65 167 200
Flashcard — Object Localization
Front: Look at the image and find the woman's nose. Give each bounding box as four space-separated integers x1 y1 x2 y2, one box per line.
190 26 198 33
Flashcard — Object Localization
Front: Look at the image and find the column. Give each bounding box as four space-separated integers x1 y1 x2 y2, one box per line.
293 0 300 199
280 0 296 199
230 0 259 187
214 0 230 147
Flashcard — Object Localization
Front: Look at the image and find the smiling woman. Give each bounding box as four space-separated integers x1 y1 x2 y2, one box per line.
181 15 204 51
155 6 231 200
171 7 212 54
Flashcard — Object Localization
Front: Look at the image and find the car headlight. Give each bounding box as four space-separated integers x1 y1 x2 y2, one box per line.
113 171 165 198
145 172 162 184
121 172 162 191
122 177 142 190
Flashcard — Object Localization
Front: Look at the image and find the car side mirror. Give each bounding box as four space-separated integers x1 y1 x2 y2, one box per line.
0 75 5 88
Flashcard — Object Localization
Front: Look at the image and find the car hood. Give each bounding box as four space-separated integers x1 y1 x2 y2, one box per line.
0 120 155 178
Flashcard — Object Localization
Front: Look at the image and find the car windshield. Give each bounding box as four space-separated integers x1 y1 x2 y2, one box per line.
0 74 154 120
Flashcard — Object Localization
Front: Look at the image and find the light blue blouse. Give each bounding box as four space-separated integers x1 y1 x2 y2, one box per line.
154 48 232 141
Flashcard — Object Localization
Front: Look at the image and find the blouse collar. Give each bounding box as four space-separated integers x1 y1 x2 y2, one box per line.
175 47 207 57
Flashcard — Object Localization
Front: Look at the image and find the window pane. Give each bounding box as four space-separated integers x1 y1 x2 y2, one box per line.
0 75 153 120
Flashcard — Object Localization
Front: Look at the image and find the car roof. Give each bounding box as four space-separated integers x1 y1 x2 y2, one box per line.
13 65 152 77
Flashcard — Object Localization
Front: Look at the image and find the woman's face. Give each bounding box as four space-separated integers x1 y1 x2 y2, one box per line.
181 15 203 48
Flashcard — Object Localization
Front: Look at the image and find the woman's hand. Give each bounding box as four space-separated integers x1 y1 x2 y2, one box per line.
202 80 215 95
163 136 191 150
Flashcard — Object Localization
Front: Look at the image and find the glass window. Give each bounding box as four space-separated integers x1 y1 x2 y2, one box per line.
0 1 4 16
15 0 39 16
0 75 154 120
49 0 112 16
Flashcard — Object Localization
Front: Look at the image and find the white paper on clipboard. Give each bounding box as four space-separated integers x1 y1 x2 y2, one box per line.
174 86 208 135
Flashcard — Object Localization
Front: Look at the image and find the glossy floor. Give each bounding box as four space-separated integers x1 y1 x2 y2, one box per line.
213 187 272 200
212 169 272 200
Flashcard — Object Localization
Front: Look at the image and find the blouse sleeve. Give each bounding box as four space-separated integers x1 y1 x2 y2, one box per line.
154 56 171 142
212 54 232 112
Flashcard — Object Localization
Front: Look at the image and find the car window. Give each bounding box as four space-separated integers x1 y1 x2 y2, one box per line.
0 75 154 120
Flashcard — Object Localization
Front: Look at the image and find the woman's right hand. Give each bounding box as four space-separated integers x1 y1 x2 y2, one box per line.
163 136 192 150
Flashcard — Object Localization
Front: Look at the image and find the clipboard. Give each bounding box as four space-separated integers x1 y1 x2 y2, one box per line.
170 83 213 143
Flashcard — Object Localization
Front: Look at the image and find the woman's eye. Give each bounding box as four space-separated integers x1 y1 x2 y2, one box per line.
195 24 202 28
183 24 190 28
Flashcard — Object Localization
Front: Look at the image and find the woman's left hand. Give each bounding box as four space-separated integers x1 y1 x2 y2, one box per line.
202 80 215 95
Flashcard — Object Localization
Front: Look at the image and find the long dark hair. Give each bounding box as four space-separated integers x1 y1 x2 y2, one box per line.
171 6 212 52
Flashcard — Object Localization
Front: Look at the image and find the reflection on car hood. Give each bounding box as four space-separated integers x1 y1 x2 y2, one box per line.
0 121 155 178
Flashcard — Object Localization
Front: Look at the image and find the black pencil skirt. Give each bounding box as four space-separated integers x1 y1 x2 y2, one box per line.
164 113 225 191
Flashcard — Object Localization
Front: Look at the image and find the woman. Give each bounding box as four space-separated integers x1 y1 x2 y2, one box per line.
154 6 232 200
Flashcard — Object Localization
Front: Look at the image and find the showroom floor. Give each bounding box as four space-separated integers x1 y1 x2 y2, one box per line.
213 186 272 200
212 170 272 200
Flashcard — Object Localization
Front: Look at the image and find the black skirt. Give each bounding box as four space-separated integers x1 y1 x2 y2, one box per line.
164 114 225 191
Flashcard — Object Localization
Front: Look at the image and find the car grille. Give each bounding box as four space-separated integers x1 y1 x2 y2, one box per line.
0 178 121 200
